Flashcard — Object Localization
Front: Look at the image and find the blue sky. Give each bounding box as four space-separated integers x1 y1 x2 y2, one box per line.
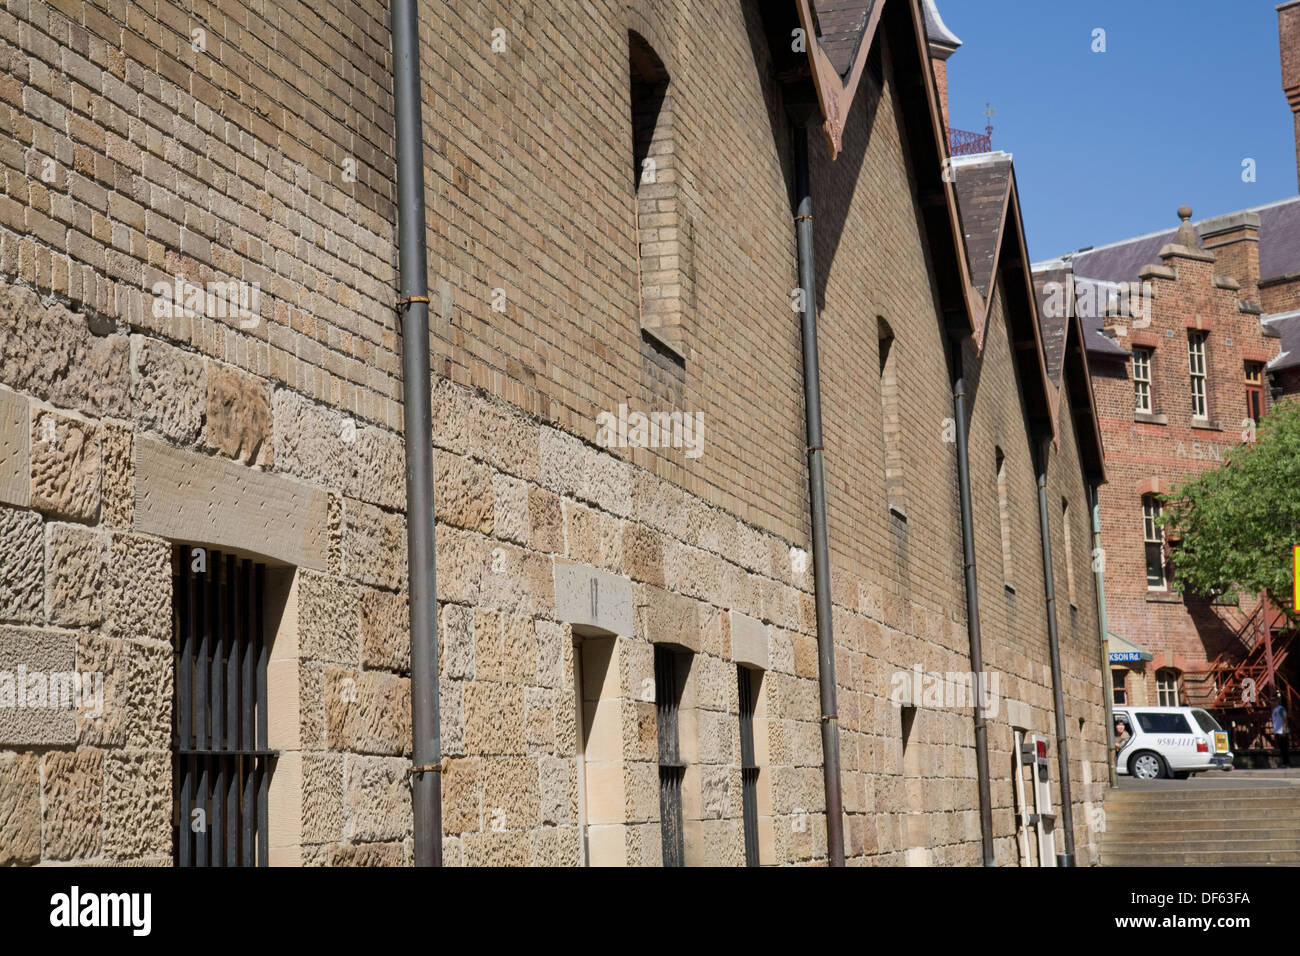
940 0 1296 262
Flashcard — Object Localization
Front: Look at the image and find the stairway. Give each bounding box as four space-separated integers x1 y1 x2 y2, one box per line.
1100 786 1300 866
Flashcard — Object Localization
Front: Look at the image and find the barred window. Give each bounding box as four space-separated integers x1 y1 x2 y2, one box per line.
1132 347 1152 413
172 546 275 867
655 645 688 867
738 666 760 867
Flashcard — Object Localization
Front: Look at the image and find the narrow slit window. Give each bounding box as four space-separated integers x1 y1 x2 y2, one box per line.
878 319 905 517
629 33 687 360
1062 498 1078 608
172 546 275 867
996 448 1013 588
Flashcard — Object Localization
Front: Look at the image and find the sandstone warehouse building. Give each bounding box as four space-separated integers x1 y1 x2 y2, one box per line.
0 0 1113 866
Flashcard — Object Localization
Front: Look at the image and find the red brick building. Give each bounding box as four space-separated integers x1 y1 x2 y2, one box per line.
1025 4 1300 739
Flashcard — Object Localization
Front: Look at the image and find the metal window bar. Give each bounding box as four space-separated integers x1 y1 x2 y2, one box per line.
655 646 685 868
172 546 277 867
738 666 760 868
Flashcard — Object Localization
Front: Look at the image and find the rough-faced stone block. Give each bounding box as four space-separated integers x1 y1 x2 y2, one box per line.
440 756 480 834
297 570 360 665
439 602 474 680
103 750 171 859
131 335 205 444
103 532 170 642
133 437 328 570
0 506 42 623
45 523 105 627
482 756 539 830
324 666 411 756
463 680 526 755
272 388 404 509
553 559 633 636
329 841 404 866
99 419 133 527
361 588 409 672
0 751 41 865
0 282 130 419
528 486 563 553
124 638 171 749
434 449 493 533
206 361 272 465
0 386 29 507
344 755 409 843
623 522 664 587
342 499 403 589
462 830 528 867
76 632 125 747
302 751 345 845
42 748 104 860
491 473 529 546
30 409 101 521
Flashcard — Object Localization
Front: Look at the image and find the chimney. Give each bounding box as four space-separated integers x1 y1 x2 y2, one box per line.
922 0 962 128
1280 1 1300 189
1200 210 1262 301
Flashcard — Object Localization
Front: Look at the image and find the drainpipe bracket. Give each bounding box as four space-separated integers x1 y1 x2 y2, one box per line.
395 295 430 310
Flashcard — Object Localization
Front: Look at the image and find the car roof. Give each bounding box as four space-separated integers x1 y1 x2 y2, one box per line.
1114 705 1204 712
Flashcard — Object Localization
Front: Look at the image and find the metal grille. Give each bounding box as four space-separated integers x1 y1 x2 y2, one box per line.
655 646 685 868
172 547 275 867
738 666 760 868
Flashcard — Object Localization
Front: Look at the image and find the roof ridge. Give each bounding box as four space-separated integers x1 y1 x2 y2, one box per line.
1054 195 1300 262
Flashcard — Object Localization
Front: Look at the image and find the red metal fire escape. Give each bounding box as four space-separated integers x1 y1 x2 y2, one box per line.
1199 598 1298 750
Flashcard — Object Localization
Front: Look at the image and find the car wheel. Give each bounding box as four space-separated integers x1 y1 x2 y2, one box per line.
1130 750 1167 780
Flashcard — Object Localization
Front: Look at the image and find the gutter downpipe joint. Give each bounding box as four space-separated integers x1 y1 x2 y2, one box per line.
391 0 443 867
792 122 846 867
1035 437 1076 866
949 338 996 866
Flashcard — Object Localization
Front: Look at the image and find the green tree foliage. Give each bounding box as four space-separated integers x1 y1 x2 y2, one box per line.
1159 401 1300 621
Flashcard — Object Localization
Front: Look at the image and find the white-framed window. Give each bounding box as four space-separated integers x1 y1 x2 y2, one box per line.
1143 495 1166 590
1188 332 1207 419
1156 668 1180 707
1112 669 1128 706
1132 347 1153 413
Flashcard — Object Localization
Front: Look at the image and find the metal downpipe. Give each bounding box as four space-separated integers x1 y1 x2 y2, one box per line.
949 340 996 865
390 0 443 867
1035 437 1076 865
791 123 845 867
1090 484 1118 788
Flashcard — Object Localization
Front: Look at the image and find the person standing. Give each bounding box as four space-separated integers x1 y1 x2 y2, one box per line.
1273 699 1290 766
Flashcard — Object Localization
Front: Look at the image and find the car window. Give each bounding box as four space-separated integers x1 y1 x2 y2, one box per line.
1135 712 1192 734
1191 709 1222 732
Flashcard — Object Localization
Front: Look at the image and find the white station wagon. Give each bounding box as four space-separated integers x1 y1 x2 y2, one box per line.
1113 706 1233 779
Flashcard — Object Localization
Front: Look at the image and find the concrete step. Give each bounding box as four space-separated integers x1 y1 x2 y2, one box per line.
1106 786 1300 800
1102 827 1300 842
1101 848 1300 866
1102 837 1300 852
1104 807 1300 823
